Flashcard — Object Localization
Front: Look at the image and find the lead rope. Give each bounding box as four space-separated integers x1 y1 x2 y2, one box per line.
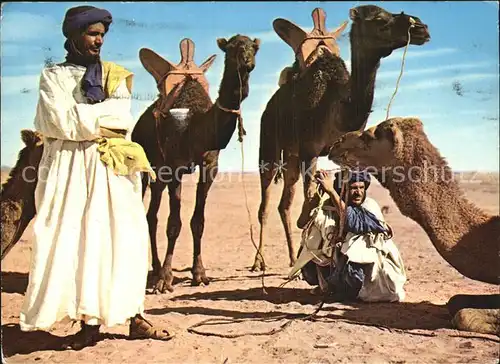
234 62 267 294
385 19 415 120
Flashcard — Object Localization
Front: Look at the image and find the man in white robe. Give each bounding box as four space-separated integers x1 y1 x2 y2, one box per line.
19 5 173 350
289 169 407 303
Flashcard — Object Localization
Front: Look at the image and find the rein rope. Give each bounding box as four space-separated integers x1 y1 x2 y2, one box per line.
385 20 415 120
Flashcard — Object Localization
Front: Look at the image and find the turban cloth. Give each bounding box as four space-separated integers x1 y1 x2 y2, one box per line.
62 6 112 38
62 6 113 103
333 169 372 195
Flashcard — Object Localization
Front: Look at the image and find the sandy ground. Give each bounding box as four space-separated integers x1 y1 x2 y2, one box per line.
1 171 499 364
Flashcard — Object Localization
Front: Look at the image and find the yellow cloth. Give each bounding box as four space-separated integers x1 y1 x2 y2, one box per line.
97 61 155 181
96 137 156 181
102 61 134 96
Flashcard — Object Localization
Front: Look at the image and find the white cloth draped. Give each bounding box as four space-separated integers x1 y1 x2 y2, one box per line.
19 63 150 331
291 196 407 302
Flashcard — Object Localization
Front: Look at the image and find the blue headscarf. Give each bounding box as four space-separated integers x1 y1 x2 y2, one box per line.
62 6 113 103
333 169 388 235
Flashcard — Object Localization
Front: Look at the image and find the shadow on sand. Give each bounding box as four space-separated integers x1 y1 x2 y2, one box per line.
1 323 133 358
1 271 28 294
159 286 453 331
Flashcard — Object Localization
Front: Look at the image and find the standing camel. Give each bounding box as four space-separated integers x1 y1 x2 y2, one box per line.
132 35 260 293
328 117 499 336
254 5 430 271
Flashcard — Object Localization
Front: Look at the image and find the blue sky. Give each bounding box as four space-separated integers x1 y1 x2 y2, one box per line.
1 1 499 171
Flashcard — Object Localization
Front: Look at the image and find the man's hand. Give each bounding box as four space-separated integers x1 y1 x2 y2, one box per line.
314 169 334 195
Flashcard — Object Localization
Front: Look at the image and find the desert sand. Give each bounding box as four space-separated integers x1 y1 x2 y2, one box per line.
1 171 499 363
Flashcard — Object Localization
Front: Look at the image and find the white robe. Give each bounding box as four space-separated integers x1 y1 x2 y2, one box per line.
19 63 150 331
290 196 407 302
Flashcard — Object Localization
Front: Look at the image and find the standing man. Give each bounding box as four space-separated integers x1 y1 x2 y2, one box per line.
20 5 173 350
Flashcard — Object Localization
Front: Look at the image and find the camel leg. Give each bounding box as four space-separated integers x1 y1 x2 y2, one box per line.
296 157 319 229
253 162 277 272
153 179 182 294
190 161 217 287
452 308 500 335
146 180 166 278
447 294 500 335
277 154 300 267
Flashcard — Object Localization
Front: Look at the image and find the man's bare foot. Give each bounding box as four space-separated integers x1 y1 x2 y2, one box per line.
129 315 174 341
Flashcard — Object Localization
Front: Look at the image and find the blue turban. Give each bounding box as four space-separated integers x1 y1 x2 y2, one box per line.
62 6 112 38
62 6 113 104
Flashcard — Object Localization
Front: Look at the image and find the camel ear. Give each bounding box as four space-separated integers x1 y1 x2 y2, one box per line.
376 122 404 156
253 38 261 52
139 48 176 83
330 20 348 39
199 54 217 73
273 18 307 53
217 38 228 52
349 8 359 21
21 129 43 147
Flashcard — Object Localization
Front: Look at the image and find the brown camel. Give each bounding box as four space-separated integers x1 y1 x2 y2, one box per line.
328 117 500 336
131 35 260 293
254 5 430 271
1 130 43 261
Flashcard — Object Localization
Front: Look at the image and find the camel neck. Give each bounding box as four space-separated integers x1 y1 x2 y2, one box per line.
218 64 249 110
375 144 490 257
348 46 380 132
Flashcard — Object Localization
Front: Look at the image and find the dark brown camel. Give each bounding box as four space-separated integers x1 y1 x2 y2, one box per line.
131 35 260 293
254 5 430 271
1 130 43 261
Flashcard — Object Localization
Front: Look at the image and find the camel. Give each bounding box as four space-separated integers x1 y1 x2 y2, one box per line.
1 130 43 261
131 35 260 293
254 5 430 271
327 117 500 335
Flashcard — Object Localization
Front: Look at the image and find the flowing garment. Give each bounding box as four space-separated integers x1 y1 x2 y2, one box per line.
290 196 407 302
20 62 150 331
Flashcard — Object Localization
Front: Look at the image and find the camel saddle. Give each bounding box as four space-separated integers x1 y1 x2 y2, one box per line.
139 38 217 162
273 8 348 85
139 38 217 118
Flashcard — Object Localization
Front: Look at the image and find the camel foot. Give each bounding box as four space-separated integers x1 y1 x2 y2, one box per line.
191 268 210 286
289 257 297 267
152 268 174 294
452 308 500 336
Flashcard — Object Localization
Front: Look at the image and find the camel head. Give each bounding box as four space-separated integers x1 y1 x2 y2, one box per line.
349 5 430 58
328 117 424 169
139 38 217 98
217 35 260 73
273 8 348 71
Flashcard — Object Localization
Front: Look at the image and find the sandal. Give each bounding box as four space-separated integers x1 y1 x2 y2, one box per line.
129 315 175 341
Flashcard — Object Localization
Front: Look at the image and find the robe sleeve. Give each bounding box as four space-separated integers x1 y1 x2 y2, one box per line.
34 67 134 141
